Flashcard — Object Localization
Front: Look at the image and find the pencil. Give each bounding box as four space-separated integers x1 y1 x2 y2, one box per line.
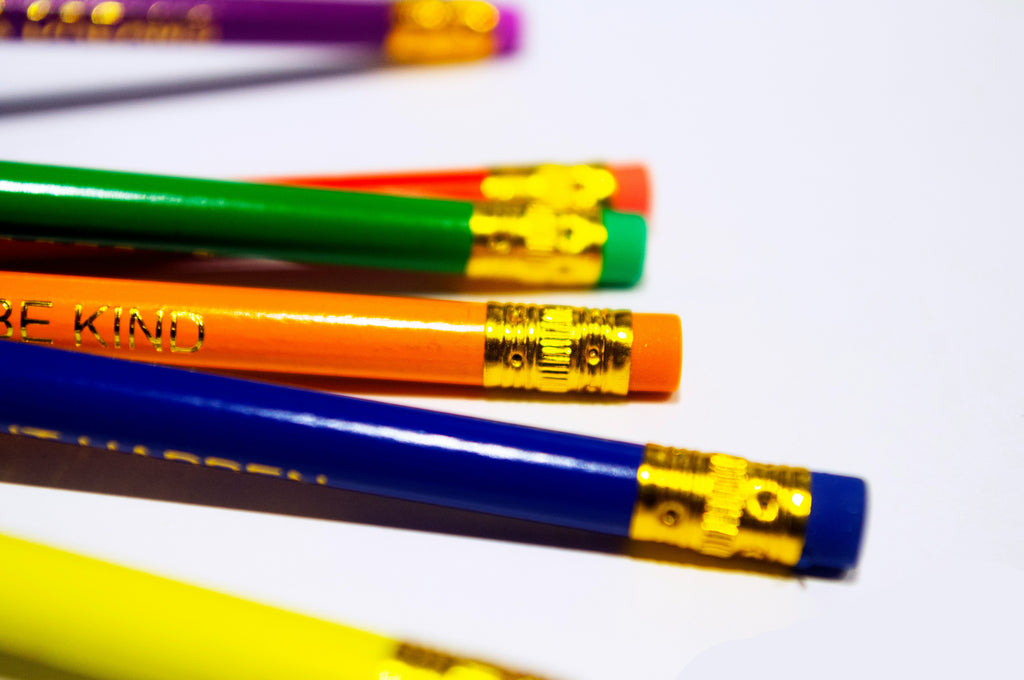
0 0 521 63
0 160 646 287
0 530 549 680
1 342 867 573
260 162 651 214
0 270 681 394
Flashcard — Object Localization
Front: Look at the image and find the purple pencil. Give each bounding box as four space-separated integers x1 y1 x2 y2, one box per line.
0 0 520 61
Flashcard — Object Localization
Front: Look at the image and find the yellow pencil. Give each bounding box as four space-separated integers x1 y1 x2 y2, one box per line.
0 531 547 680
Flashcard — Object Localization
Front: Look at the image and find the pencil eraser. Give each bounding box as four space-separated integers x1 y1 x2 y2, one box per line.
796 473 868 573
629 314 682 393
493 6 522 55
607 164 651 214
598 209 646 287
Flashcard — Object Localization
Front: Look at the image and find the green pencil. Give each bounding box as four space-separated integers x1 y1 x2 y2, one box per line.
0 161 646 287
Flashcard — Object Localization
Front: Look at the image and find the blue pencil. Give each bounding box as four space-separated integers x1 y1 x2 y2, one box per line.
0 342 866 573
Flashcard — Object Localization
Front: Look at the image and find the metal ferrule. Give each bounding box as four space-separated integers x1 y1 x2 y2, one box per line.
467 202 607 286
380 642 550 679
630 444 813 566
386 0 501 62
483 302 632 395
480 164 619 211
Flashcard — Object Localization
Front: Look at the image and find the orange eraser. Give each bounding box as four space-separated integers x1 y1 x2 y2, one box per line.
607 164 651 214
629 313 682 393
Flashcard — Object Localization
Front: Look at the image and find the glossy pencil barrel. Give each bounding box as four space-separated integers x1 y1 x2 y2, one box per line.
0 161 646 287
0 270 682 393
0 532 547 680
1 342 644 535
0 1 520 61
0 160 474 273
263 162 652 213
0 343 867 571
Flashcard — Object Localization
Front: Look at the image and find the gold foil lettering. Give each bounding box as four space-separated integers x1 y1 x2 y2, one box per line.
4 423 331 488
10 1 220 43
74 304 108 347
26 0 50 22
169 311 204 353
91 1 123 25
164 450 200 464
8 425 59 439
20 300 53 344
0 299 12 339
19 426 59 439
128 308 162 351
113 306 122 348
205 457 242 472
245 463 282 477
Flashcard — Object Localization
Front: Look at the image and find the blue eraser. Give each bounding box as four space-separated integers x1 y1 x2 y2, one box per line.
796 472 867 573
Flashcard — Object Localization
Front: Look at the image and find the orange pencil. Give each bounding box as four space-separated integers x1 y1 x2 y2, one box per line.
0 271 681 395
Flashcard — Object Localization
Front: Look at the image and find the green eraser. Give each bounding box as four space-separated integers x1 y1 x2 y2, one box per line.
599 209 647 287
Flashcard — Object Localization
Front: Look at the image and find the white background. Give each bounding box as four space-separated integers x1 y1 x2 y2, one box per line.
0 1 1022 678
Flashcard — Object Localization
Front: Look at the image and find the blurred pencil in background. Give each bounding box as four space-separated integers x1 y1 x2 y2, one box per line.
0 530 550 680
0 0 521 63
261 162 651 214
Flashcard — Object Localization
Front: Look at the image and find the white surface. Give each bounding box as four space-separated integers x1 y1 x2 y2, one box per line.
0 1 1022 678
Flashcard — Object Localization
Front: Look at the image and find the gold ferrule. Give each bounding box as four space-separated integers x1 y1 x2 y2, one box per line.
481 164 618 211
379 642 550 679
386 0 501 63
629 444 813 566
483 302 632 395
466 202 606 286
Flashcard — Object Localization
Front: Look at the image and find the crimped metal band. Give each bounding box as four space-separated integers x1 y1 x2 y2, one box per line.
386 0 500 62
466 203 606 286
379 642 549 679
629 444 812 566
480 163 618 211
483 302 632 395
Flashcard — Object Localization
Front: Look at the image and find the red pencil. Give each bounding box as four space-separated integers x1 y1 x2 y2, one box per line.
259 162 651 214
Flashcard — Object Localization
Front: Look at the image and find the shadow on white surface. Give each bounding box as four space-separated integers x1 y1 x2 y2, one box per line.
0 653 95 680
0 57 385 118
0 433 815 582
